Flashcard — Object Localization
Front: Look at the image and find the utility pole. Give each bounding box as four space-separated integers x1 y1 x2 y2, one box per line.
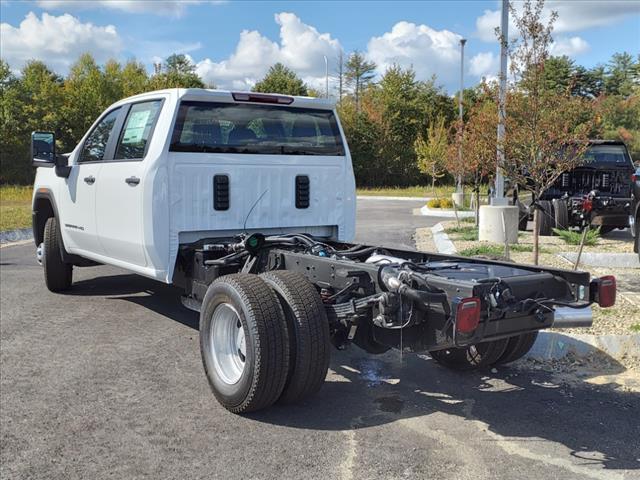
323 55 329 99
493 0 509 206
457 38 467 195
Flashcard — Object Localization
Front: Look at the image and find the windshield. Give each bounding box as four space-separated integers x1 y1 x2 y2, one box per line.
170 101 345 156
582 145 631 165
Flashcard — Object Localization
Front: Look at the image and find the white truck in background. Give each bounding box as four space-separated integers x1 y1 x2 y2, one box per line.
31 89 615 413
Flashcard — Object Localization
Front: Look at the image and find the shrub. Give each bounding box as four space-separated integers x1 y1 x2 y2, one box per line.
552 227 601 246
427 198 454 209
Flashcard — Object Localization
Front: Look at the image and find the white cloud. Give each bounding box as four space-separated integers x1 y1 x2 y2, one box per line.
0 12 122 72
550 36 590 57
36 0 223 18
470 51 499 77
365 21 463 86
195 12 341 91
476 1 640 43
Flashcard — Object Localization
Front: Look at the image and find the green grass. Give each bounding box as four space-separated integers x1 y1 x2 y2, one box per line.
445 225 478 241
357 185 456 198
458 245 507 257
0 185 32 231
630 323 640 333
552 227 601 246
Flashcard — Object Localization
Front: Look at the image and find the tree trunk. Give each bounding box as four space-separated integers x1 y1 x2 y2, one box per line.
431 175 435 194
532 207 540 265
475 188 480 227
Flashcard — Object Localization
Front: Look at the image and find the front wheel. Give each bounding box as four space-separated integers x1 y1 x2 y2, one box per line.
43 216 72 292
199 274 290 414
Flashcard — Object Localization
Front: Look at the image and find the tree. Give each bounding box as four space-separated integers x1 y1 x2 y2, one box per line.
345 51 376 111
148 53 205 89
1 60 63 183
252 63 308 96
605 52 639 97
502 0 593 264
453 99 498 223
415 115 448 193
60 53 111 150
120 60 149 97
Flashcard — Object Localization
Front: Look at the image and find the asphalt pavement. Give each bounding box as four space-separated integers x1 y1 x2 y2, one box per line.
1 199 638 480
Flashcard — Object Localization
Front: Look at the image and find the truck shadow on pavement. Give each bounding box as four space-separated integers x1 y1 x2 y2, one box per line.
254 350 640 472
69 272 639 472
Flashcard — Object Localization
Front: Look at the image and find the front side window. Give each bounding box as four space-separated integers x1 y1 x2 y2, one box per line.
80 108 121 162
170 102 345 156
115 100 162 160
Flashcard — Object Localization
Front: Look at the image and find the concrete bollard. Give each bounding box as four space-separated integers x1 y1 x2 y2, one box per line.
451 192 464 209
479 205 519 244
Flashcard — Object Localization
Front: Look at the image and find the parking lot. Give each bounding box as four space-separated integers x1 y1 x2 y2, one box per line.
1 199 638 480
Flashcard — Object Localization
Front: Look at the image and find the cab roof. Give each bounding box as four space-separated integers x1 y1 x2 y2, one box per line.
119 88 336 110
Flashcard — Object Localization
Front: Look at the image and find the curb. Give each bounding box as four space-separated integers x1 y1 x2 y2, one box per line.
526 332 640 363
559 252 640 269
430 223 457 255
357 195 429 201
0 228 33 245
419 205 475 218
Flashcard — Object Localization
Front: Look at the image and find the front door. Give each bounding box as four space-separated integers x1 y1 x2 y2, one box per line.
58 107 122 257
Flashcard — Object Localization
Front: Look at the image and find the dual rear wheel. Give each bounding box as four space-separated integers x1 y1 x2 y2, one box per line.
199 272 331 414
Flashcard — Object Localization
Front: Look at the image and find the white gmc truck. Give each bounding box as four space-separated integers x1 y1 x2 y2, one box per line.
31 88 615 413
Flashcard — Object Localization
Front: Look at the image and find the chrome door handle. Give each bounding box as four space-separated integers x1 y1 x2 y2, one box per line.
125 176 140 186
84 175 95 185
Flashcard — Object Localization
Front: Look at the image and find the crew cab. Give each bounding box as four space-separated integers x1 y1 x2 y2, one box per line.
31 89 616 413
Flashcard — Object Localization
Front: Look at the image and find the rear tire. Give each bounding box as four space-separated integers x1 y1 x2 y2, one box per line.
260 271 331 404
494 332 538 365
199 274 289 414
429 338 509 371
552 199 569 231
536 200 554 236
43 216 72 292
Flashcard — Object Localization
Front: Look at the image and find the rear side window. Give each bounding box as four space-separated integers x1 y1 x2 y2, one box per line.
583 145 632 166
80 108 120 162
115 100 162 160
170 101 345 156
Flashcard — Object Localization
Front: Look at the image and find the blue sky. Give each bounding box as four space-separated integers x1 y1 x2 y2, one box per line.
1 0 639 93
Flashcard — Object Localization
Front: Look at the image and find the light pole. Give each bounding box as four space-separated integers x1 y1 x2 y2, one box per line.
457 38 467 195
493 0 508 206
323 55 329 98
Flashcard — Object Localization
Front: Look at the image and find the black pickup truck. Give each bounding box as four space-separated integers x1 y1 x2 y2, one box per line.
529 140 635 236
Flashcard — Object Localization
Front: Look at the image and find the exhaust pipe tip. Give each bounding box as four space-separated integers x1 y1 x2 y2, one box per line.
552 306 593 329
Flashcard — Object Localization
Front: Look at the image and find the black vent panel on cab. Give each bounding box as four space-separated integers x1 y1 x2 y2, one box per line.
213 175 229 211
295 175 310 209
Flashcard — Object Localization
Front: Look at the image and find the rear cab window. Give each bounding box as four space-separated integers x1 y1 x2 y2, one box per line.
582 144 633 167
170 101 345 156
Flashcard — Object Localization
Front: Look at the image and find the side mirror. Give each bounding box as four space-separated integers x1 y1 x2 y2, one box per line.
31 131 55 166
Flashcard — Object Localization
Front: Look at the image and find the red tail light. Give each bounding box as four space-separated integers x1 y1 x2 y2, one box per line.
582 198 593 213
232 92 294 104
595 275 616 308
455 297 481 333
632 173 638 183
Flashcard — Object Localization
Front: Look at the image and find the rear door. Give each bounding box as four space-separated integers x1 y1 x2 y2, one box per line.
95 99 163 267
58 107 121 256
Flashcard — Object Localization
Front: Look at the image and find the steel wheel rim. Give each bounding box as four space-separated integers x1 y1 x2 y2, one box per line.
36 242 44 265
210 303 246 385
